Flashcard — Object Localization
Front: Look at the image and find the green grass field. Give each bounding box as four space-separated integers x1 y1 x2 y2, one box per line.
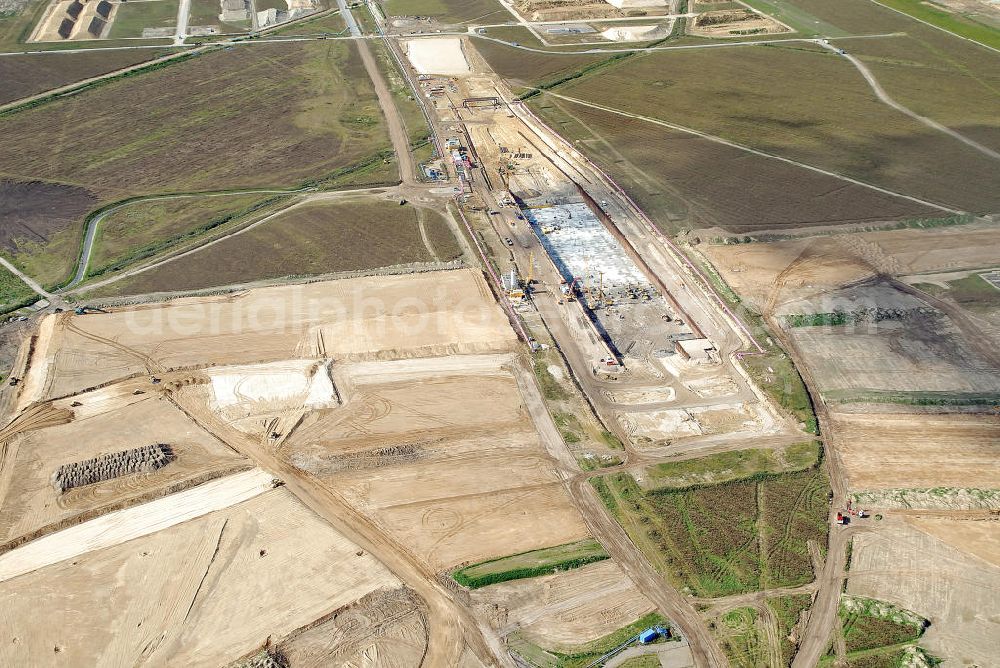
0 41 390 287
370 38 430 147
550 44 1000 214
592 466 829 597
88 193 287 277
0 265 38 312
644 442 820 490
712 595 811 667
108 0 181 39
452 538 608 588
914 274 1000 313
86 199 460 296
269 10 347 35
874 0 1000 50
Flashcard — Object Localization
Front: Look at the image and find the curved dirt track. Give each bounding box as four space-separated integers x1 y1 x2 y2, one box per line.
168 391 511 667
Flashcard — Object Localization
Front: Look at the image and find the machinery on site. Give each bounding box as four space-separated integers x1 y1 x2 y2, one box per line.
74 306 108 315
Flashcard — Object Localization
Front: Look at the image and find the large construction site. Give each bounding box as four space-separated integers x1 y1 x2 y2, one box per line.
2 0 998 661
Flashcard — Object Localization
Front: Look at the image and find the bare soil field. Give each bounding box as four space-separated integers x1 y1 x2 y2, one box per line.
279 586 429 666
847 519 1000 666
552 45 1000 213
0 179 96 256
701 220 1000 313
0 486 399 666
828 411 1000 490
0 389 247 546
94 198 463 296
531 100 935 234
787 309 1000 395
280 358 591 570
690 8 788 37
0 41 390 286
0 49 174 105
469 559 657 650
28 269 516 399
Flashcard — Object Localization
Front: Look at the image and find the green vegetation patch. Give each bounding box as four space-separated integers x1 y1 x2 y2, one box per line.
771 594 812 666
593 467 829 597
548 43 1000 214
0 41 390 287
712 594 811 667
874 0 1000 50
914 274 1000 313
533 353 569 400
452 538 608 588
108 0 181 39
510 612 670 668
840 597 927 654
645 442 820 490
715 607 767 667
85 198 455 296
0 264 38 313
88 193 284 279
826 388 1000 406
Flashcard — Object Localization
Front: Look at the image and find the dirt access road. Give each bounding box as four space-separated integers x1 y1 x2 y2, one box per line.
169 392 511 667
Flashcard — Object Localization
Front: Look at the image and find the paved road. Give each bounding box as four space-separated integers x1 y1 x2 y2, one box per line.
334 0 361 37
174 0 191 45
820 40 1000 161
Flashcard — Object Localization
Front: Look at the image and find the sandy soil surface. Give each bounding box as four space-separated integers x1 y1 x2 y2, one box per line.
283 364 590 570
0 468 274 581
403 38 471 76
829 411 1000 490
848 520 1000 666
471 560 657 650
906 517 1000 569
601 23 671 41
0 487 397 665
701 221 1000 314
38 269 516 398
0 394 246 545
788 315 1000 394
689 9 787 38
605 387 676 404
280 587 428 667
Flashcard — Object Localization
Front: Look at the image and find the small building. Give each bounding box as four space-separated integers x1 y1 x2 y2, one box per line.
220 0 249 22
638 628 659 645
674 338 716 363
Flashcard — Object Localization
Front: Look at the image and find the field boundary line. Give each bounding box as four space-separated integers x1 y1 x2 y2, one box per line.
63 187 390 296
535 90 962 215
0 47 208 116
868 0 1000 54
821 41 1000 160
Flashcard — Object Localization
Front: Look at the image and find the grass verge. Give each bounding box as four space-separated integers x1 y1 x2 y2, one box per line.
452 538 608 588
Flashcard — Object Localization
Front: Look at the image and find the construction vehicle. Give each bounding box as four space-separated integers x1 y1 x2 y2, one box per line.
74 306 108 315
